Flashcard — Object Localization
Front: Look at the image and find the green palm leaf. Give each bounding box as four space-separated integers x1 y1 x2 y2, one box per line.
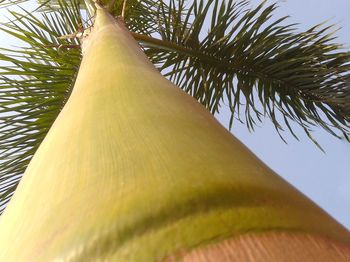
142 0 350 145
0 0 82 212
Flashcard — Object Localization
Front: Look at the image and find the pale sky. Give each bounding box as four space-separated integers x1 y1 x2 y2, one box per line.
0 1 349 230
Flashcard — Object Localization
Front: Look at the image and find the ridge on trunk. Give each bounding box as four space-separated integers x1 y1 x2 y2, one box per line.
0 7 349 261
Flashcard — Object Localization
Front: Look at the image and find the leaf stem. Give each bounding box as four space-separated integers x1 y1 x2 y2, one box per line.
131 33 347 113
121 0 127 18
83 0 96 17
131 33 227 69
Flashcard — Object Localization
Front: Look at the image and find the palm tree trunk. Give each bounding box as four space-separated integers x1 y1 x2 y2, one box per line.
0 6 349 261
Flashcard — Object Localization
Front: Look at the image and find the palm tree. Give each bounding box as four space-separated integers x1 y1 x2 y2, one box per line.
0 0 350 260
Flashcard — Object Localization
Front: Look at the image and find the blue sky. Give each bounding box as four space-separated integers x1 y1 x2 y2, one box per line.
217 0 350 229
0 1 349 229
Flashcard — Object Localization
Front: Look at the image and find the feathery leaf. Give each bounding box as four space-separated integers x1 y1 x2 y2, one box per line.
0 0 82 213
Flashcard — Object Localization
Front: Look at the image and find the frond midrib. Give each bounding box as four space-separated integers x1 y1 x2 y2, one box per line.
134 32 350 118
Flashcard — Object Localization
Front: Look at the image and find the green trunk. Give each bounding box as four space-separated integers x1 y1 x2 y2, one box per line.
0 7 349 261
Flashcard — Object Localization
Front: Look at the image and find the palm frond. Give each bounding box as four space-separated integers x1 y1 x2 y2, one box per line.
36 0 162 35
0 0 83 213
140 0 350 146
0 0 28 7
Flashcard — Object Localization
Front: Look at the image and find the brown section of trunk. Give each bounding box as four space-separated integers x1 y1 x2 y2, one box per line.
166 232 350 262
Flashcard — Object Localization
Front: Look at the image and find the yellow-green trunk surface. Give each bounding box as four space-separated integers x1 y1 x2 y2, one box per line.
0 8 349 261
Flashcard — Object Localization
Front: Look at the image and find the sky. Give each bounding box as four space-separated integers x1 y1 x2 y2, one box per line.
217 0 350 229
0 0 349 230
